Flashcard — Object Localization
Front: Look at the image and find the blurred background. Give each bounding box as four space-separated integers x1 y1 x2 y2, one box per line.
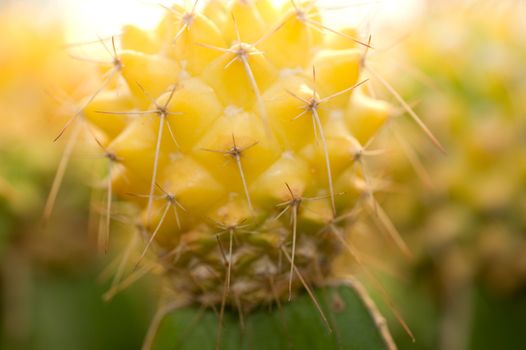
0 0 524 349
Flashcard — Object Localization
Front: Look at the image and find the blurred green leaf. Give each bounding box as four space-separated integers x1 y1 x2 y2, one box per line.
469 285 526 350
0 264 157 350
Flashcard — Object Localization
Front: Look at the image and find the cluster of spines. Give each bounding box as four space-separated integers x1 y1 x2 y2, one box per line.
42 1 447 347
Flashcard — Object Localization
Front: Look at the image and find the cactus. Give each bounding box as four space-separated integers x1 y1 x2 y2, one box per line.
0 3 93 249
0 6 162 350
46 0 432 348
364 3 526 350
388 0 526 297
0 2 100 226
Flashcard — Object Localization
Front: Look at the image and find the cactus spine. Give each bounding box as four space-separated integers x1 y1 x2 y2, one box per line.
50 1 422 348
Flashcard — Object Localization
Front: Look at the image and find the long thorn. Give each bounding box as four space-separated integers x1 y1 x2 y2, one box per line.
346 278 399 350
357 157 377 214
171 204 182 230
281 246 332 333
103 163 113 253
303 17 373 48
240 55 270 136
103 263 154 301
95 110 159 116
312 109 336 215
366 66 446 154
42 122 82 224
319 79 369 103
146 115 165 225
54 67 118 142
141 300 184 350
173 23 188 44
330 226 414 343
165 119 180 148
288 203 298 300
369 197 412 259
226 229 234 292
109 232 139 293
136 201 171 269
292 108 309 121
234 154 254 214
195 42 233 53
392 126 434 188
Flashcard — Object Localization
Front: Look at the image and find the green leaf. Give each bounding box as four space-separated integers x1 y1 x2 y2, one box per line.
153 280 394 350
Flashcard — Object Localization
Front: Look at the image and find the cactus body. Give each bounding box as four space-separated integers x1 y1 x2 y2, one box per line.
79 0 393 312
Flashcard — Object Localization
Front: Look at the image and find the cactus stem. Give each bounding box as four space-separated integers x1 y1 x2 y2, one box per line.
55 3 405 344
172 306 208 350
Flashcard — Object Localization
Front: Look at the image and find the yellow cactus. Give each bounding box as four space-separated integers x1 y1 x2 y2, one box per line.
0 6 94 139
58 1 413 321
0 4 96 214
381 4 526 295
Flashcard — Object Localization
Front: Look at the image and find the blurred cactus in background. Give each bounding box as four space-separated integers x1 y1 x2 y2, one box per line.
0 4 157 349
400 6 526 295
363 2 526 350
